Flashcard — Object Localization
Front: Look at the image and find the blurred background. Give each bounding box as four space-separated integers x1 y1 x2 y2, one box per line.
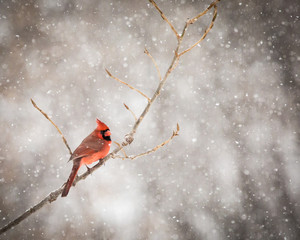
0 0 299 239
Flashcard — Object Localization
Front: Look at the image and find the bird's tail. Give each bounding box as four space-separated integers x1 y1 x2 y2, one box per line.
61 160 81 197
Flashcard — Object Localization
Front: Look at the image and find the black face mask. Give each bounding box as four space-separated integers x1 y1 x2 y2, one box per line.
101 129 111 141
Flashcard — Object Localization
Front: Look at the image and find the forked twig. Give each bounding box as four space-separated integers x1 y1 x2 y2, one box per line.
179 4 218 56
30 99 72 155
113 141 129 159
106 69 151 102
144 48 162 82
188 0 220 24
149 0 180 39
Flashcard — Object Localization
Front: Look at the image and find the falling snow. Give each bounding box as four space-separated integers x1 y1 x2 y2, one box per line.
0 0 300 239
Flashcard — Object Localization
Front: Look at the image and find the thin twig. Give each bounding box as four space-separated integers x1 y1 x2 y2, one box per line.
106 69 151 102
123 103 137 121
179 5 218 56
179 0 220 41
113 141 128 159
30 99 72 155
148 0 179 39
188 0 220 24
119 124 180 160
144 48 162 82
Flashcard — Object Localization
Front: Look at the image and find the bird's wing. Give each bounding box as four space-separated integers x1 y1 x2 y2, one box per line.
68 133 105 162
68 146 97 162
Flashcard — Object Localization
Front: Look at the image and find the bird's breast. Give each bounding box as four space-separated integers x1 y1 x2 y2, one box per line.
81 142 111 165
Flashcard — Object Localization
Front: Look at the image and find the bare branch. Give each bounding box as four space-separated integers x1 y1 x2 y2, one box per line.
149 0 180 39
30 99 72 155
144 48 162 82
124 103 137 121
106 69 151 102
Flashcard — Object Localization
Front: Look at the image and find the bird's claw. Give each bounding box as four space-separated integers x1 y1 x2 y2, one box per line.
98 159 105 166
85 164 92 174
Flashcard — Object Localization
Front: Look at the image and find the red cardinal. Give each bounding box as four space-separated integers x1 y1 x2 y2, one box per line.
61 119 111 197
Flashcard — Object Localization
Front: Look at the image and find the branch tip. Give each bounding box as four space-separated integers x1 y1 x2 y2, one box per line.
144 47 162 82
148 0 179 39
123 103 137 121
105 68 112 76
178 4 218 57
123 103 129 109
30 99 72 155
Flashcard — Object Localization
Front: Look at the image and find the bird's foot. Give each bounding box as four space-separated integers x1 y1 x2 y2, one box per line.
85 164 92 174
99 159 105 166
